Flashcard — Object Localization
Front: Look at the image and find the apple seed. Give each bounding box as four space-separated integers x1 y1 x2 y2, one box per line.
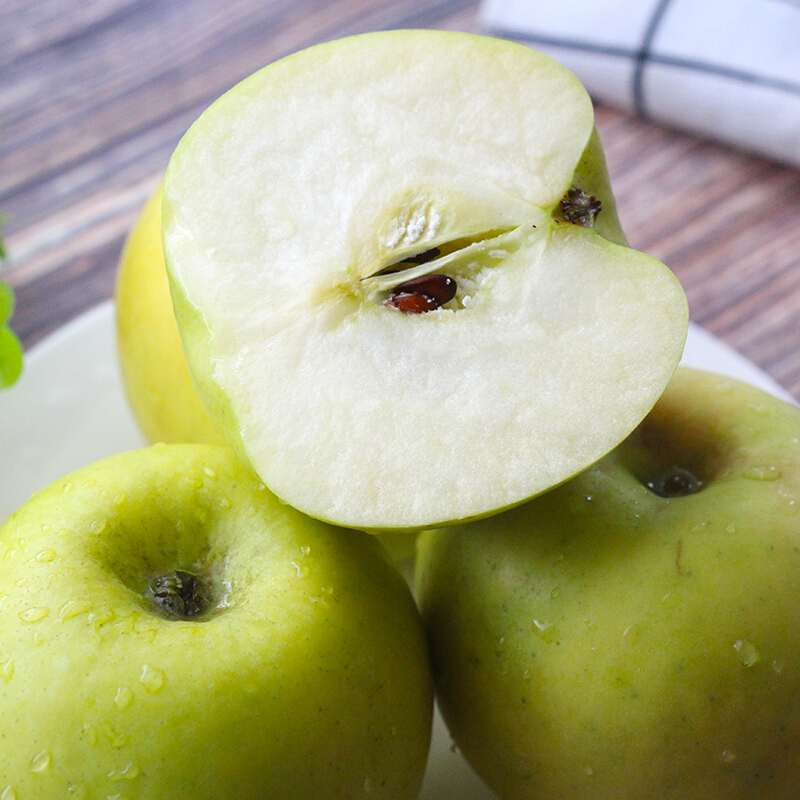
384 273 457 314
150 570 211 619
646 467 703 498
559 187 602 227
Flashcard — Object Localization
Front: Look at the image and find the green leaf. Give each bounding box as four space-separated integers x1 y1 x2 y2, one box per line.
0 281 23 389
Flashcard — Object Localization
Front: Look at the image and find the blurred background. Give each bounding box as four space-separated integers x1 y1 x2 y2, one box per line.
1 0 799 399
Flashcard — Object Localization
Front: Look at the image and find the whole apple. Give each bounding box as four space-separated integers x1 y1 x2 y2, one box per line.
416 367 800 799
162 29 688 530
115 184 225 446
0 444 433 799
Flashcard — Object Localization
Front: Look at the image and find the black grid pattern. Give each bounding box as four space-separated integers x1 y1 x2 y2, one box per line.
481 0 800 164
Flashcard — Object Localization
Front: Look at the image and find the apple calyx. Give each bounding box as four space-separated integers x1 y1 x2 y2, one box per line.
646 467 704 498
150 569 213 619
555 187 602 227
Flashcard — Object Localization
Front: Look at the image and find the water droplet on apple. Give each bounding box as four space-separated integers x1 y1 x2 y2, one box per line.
33 548 57 563
67 783 89 798
2 659 14 683
108 762 140 781
550 587 561 599
743 465 782 481
364 776 373 793
203 467 218 480
1 786 17 800
114 686 134 710
113 492 128 507
82 723 100 747
100 720 129 748
59 599 92 622
19 606 49 623
734 639 760 667
772 659 785 674
29 749 51 772
583 765 594 776
89 608 117 630
721 750 737 764
219 497 232 510
90 518 108 535
140 664 166 694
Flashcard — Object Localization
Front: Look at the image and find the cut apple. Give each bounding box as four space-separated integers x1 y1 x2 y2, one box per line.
163 30 688 530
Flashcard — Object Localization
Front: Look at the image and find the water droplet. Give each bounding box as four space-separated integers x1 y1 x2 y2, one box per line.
550 587 561 599
82 723 99 747
100 720 128 748
114 686 134 710
291 561 309 578
88 608 116 630
33 631 45 646
743 465 782 482
532 619 557 643
185 476 204 489
33 548 57 563
113 492 128 508
1 786 17 800
584 765 594 776
3 660 14 682
721 750 737 764
772 660 785 674
726 524 736 534
734 639 760 667
364 777 373 793
67 782 89 798
19 606 50 623
62 481 74 493
59 599 92 622
90 519 108 535
140 665 166 694
108 763 140 781
29 750 51 772
219 497 232 510
203 467 218 480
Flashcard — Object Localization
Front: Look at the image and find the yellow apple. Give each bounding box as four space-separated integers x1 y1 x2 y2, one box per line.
115 184 225 445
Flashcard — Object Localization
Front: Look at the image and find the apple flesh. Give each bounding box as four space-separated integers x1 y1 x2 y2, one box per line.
162 30 688 531
416 367 800 799
0 444 433 799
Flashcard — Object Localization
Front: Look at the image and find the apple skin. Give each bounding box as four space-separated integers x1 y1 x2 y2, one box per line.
416 367 800 800
115 184 225 446
0 444 433 799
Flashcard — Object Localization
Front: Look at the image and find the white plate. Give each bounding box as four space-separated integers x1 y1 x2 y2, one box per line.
0 301 795 799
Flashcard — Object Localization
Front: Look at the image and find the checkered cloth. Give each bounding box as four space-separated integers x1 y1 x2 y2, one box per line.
481 0 800 167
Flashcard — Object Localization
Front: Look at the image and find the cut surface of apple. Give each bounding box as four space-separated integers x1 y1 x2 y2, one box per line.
163 30 688 530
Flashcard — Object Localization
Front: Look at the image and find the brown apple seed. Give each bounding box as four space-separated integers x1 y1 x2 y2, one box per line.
384 274 457 314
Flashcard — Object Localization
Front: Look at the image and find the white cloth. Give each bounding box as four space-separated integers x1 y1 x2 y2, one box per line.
481 0 800 167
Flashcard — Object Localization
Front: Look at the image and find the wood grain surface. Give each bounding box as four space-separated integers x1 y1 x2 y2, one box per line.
2 0 799 399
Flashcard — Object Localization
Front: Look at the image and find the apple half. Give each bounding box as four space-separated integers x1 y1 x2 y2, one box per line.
162 30 688 530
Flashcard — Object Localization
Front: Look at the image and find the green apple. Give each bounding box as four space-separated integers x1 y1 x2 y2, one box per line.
116 184 225 445
0 443 433 799
161 29 688 531
416 366 800 799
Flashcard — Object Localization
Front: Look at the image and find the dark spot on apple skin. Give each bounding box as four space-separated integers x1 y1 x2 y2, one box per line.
384 274 457 314
646 467 703 498
150 570 210 619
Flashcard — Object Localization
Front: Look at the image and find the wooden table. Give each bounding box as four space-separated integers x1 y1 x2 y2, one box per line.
3 0 799 400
